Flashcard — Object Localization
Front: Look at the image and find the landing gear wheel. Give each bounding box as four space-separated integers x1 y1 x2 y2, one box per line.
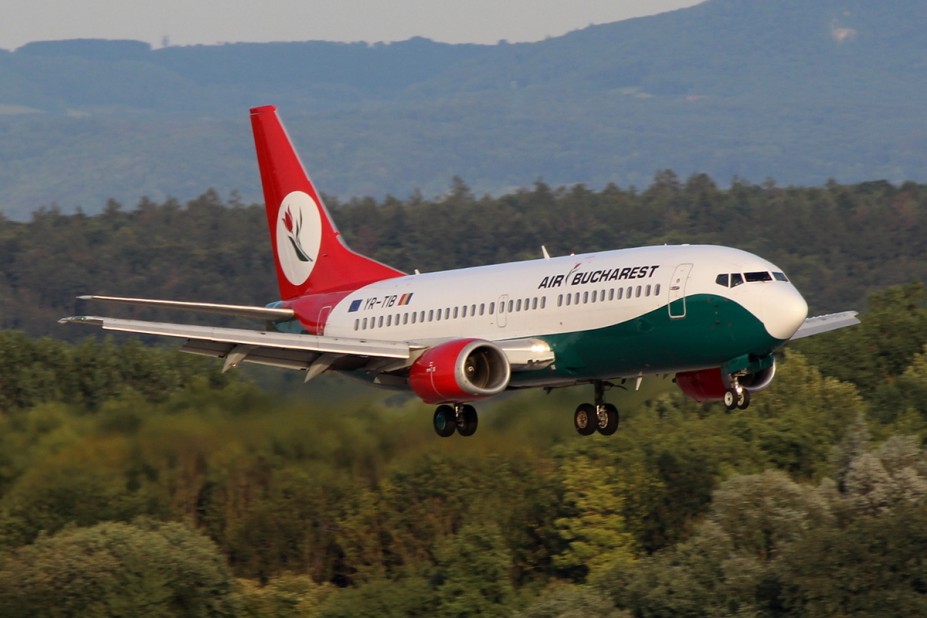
433 405 457 437
736 389 751 410
574 403 597 436
723 389 738 411
457 404 479 437
596 403 620 436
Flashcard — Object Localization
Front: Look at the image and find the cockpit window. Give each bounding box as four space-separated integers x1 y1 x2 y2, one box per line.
715 274 729 287
730 273 744 287
773 272 788 282
745 271 773 283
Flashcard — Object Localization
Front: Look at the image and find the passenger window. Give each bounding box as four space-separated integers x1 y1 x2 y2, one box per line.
558 295 564 307
731 273 744 287
403 313 409 325
654 284 661 295
479 303 485 316
589 291 596 303
461 306 467 318
489 302 495 314
453 307 459 319
362 317 368 329
508 300 514 313
575 292 581 305
635 286 642 298
626 287 632 298
540 297 546 309
387 315 392 327
378 316 384 328
516 299 522 312
716 274 729 287
609 289 615 301
646 284 651 296
428 310 434 322
565 294 571 306
617 288 623 300
532 298 538 310
411 312 417 324
354 319 359 331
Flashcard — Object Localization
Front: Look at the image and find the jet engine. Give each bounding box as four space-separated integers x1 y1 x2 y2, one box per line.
408 339 511 404
675 360 777 403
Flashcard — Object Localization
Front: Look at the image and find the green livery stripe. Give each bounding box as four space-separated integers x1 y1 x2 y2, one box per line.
514 294 785 384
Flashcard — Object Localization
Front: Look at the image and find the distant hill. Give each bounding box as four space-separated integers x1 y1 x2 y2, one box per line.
0 0 925 219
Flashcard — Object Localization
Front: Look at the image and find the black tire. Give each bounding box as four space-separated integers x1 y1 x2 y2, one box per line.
736 388 751 410
574 403 597 436
597 403 620 436
723 389 738 411
457 404 479 437
433 405 457 437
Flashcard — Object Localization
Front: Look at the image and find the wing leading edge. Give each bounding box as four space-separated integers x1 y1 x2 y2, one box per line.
790 311 860 340
76 295 295 321
59 315 413 378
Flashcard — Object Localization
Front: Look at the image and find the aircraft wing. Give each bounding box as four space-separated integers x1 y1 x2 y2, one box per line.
790 311 860 340
59 315 414 379
75 295 295 321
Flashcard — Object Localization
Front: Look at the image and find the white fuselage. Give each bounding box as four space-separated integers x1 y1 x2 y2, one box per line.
321 244 808 348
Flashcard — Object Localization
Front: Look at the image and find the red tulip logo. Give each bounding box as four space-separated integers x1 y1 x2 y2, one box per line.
282 206 312 262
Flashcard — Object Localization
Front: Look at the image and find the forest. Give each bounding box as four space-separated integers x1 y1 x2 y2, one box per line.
0 173 926 615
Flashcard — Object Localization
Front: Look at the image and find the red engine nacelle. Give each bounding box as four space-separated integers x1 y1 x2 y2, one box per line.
675 362 777 403
408 339 511 404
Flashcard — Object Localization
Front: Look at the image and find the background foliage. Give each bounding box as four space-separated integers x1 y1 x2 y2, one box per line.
0 178 925 614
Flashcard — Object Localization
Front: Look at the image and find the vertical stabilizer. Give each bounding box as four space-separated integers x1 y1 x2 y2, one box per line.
250 105 404 299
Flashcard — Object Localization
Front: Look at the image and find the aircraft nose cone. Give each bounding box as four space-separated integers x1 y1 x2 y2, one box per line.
764 285 809 340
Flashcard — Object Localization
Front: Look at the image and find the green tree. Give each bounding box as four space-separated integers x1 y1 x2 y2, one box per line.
433 522 515 618
0 519 238 617
554 454 636 583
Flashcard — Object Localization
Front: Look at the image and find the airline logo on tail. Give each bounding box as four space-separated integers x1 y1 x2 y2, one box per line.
276 191 321 285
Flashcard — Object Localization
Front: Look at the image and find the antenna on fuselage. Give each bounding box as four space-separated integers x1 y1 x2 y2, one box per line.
541 245 551 260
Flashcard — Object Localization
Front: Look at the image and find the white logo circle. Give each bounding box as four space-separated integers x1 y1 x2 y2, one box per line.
276 191 322 286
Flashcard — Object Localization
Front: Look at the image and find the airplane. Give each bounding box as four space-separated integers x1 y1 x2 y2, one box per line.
60 105 860 438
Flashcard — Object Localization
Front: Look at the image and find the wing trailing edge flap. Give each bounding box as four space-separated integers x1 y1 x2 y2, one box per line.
790 311 860 340
60 315 413 375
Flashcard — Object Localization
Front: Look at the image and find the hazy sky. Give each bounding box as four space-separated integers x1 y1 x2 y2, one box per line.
2 0 703 51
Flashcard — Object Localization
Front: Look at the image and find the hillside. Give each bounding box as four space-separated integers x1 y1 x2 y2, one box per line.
0 0 926 218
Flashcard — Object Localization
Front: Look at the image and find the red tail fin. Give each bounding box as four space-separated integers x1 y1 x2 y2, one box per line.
250 105 404 299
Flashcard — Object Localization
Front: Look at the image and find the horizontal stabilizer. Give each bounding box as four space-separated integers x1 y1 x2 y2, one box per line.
790 311 860 340
77 295 295 321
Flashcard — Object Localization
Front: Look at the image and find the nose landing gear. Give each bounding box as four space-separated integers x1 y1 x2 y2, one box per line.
723 376 752 411
433 403 479 437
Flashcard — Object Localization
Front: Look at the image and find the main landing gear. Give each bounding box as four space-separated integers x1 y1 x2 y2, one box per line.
433 403 479 437
573 380 620 437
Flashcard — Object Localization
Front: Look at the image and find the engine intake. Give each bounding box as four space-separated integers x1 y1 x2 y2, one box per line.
408 339 511 404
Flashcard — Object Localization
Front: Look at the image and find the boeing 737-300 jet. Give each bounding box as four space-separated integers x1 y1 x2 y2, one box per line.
61 106 860 437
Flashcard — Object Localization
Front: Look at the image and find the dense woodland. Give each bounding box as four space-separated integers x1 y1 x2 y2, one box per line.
0 175 926 615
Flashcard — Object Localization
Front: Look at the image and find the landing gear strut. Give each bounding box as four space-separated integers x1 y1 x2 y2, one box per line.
573 381 620 437
433 403 479 437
